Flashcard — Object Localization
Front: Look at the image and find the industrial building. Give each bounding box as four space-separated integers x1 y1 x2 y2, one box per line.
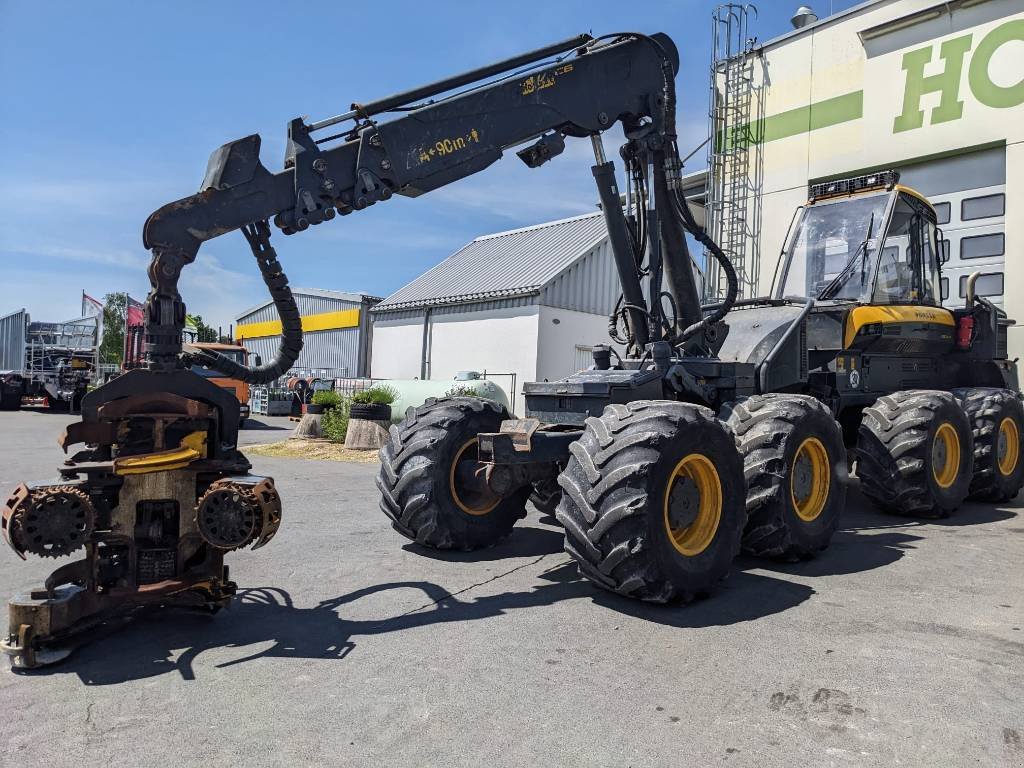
235 288 381 379
704 0 1021 357
370 212 626 413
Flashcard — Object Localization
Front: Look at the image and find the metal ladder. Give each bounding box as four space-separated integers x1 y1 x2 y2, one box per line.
703 3 765 301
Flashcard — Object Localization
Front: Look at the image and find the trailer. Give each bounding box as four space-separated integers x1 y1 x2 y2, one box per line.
0 309 97 411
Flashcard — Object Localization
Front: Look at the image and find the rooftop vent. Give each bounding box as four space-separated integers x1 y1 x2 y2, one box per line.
791 5 818 29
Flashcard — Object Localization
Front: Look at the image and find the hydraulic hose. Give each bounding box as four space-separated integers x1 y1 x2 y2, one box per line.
672 182 738 344
185 220 303 384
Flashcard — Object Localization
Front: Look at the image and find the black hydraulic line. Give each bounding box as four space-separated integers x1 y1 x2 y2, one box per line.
311 34 593 129
653 157 702 334
185 221 303 384
672 184 738 343
594 159 649 351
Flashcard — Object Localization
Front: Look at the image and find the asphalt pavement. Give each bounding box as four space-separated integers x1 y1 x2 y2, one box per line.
1 409 1021 767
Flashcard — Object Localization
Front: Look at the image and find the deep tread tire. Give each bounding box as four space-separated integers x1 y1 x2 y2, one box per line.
856 390 973 518
722 394 846 560
377 397 530 550
555 400 746 603
953 387 1024 502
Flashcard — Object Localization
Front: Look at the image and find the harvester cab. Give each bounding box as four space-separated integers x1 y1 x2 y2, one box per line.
776 172 942 307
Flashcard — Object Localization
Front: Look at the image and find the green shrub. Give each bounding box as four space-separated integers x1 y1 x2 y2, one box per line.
444 384 478 398
351 384 398 405
319 395 351 442
311 389 342 409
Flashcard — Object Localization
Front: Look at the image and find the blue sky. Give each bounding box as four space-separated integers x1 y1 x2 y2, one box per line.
0 0 858 330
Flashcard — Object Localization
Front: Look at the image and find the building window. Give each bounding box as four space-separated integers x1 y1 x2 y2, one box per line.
933 201 951 225
958 273 1003 298
940 277 948 301
938 239 950 262
960 233 1004 260
961 193 1005 221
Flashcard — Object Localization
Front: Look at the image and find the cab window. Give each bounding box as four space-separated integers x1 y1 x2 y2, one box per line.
872 194 941 306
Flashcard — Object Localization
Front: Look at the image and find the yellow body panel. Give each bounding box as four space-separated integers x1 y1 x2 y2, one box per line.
237 308 360 340
843 305 955 349
114 431 207 476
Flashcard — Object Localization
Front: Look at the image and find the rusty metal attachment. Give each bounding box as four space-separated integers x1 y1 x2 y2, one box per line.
196 476 281 551
3 485 94 559
2 370 281 669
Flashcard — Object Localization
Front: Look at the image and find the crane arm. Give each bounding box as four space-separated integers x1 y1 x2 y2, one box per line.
139 31 733 382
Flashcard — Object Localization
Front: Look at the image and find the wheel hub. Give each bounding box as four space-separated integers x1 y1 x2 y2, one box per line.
663 453 722 557
449 438 501 516
931 422 960 489
790 437 830 522
793 454 813 500
997 417 1020 476
666 476 700 530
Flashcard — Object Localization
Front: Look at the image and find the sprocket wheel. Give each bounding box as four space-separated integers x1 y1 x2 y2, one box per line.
195 484 261 550
15 486 95 559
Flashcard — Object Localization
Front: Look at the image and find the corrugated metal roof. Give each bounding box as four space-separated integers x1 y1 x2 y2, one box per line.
236 288 382 323
372 212 608 312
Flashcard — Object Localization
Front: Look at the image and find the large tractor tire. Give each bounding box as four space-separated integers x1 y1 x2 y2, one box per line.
377 397 530 550
856 390 973 518
722 394 846 560
555 400 746 603
953 387 1024 502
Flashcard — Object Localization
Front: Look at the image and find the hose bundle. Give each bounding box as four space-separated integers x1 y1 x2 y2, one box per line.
184 220 303 384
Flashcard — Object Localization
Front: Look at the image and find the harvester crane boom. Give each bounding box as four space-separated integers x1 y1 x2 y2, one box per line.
141 31 735 382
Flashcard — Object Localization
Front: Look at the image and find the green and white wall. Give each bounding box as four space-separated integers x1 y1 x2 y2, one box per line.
747 0 1023 358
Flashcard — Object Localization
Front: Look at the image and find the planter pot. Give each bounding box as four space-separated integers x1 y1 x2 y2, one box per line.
305 403 325 414
349 402 392 421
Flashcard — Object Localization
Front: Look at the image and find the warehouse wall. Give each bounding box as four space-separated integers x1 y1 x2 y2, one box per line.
746 1 1024 358
369 315 425 380
536 305 620 383
237 292 374 377
242 327 363 376
371 304 540 413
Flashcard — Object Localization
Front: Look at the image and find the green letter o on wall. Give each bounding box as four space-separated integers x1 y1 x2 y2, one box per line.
969 19 1024 109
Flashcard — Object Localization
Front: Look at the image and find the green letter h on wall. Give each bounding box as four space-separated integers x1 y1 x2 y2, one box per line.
893 34 973 133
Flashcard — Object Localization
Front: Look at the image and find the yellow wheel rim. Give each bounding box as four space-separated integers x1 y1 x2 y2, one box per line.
449 438 500 516
790 437 830 522
663 453 722 557
931 422 961 489
997 417 1020 477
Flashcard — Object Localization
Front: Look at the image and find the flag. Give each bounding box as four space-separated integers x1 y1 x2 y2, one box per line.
126 296 145 327
81 291 103 318
123 296 146 369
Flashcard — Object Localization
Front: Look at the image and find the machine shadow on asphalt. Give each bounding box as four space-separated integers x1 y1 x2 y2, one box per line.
10 489 1018 687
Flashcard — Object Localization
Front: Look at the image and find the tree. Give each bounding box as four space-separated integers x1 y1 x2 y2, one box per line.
189 315 218 343
99 292 127 365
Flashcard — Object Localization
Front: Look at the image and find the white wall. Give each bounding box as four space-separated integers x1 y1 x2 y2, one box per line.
372 304 629 413
370 317 424 380
536 305 621 383
427 306 539 414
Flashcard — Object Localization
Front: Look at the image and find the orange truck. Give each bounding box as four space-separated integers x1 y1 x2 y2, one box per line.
189 341 254 428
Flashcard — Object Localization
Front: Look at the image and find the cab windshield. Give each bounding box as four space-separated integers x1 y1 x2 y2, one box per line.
190 347 246 378
778 192 888 301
